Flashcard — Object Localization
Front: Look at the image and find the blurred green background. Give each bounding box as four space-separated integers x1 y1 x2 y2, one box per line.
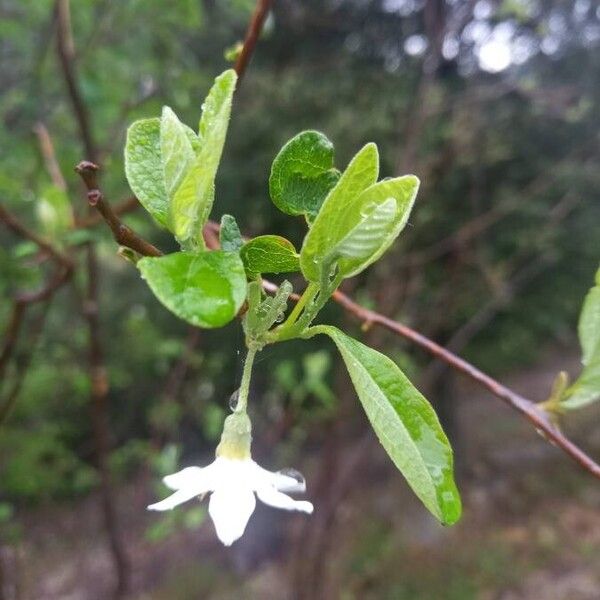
1 0 599 598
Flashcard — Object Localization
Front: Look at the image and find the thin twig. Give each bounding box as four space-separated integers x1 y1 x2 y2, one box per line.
75 162 163 257
234 0 274 84
331 290 600 479
75 196 140 228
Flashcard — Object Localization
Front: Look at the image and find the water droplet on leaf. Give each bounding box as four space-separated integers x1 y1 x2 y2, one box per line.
275 312 285 323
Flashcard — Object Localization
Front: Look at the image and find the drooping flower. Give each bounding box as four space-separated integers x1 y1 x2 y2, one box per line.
148 412 313 546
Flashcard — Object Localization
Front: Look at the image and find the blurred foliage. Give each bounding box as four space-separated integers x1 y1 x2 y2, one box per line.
0 0 599 514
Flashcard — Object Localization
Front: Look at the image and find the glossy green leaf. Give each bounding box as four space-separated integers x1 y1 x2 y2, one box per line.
300 143 379 282
170 70 237 248
160 106 196 200
125 118 169 227
183 124 202 154
138 250 246 328
562 266 600 409
302 170 419 282
240 235 300 277
269 130 340 220
334 197 397 263
335 175 419 279
307 325 461 525
219 214 243 252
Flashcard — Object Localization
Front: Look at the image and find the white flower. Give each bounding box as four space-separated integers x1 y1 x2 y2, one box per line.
148 456 313 545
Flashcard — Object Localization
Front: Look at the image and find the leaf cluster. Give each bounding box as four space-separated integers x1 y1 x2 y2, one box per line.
124 70 459 525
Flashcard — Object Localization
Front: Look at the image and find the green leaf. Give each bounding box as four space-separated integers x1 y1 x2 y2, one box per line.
562 266 600 409
300 143 379 282
578 267 600 366
125 118 169 227
219 214 243 252
563 363 600 409
37 184 73 239
303 172 419 283
138 250 246 328
334 197 397 262
160 107 196 200
170 70 237 248
183 124 202 154
307 325 461 525
269 130 340 220
334 175 419 279
240 235 300 277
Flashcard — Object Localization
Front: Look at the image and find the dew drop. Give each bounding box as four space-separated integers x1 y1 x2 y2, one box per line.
229 389 239 411
276 468 305 487
274 312 285 323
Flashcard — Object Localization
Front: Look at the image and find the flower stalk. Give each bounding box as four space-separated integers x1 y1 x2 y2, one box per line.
235 346 257 414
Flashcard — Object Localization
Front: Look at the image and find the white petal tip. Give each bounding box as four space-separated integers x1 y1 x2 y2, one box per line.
217 534 238 547
213 521 245 546
162 475 178 488
162 466 207 490
299 501 314 514
147 502 171 512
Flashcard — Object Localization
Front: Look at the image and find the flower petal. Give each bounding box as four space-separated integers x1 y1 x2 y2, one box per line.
163 465 215 492
208 486 256 546
252 463 306 493
147 488 202 511
271 471 306 493
256 486 313 514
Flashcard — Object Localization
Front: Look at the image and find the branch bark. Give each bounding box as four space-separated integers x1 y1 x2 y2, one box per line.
331 290 600 479
75 195 139 228
234 0 274 84
75 162 163 257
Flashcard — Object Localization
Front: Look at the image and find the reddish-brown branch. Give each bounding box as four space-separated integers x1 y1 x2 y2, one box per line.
331 290 600 479
75 195 139 228
75 162 163 257
234 0 274 84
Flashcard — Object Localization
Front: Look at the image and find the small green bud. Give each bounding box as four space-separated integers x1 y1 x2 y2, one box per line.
216 412 252 459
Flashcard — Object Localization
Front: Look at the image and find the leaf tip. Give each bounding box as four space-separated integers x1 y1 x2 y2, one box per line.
161 105 176 119
362 141 379 160
217 68 238 87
